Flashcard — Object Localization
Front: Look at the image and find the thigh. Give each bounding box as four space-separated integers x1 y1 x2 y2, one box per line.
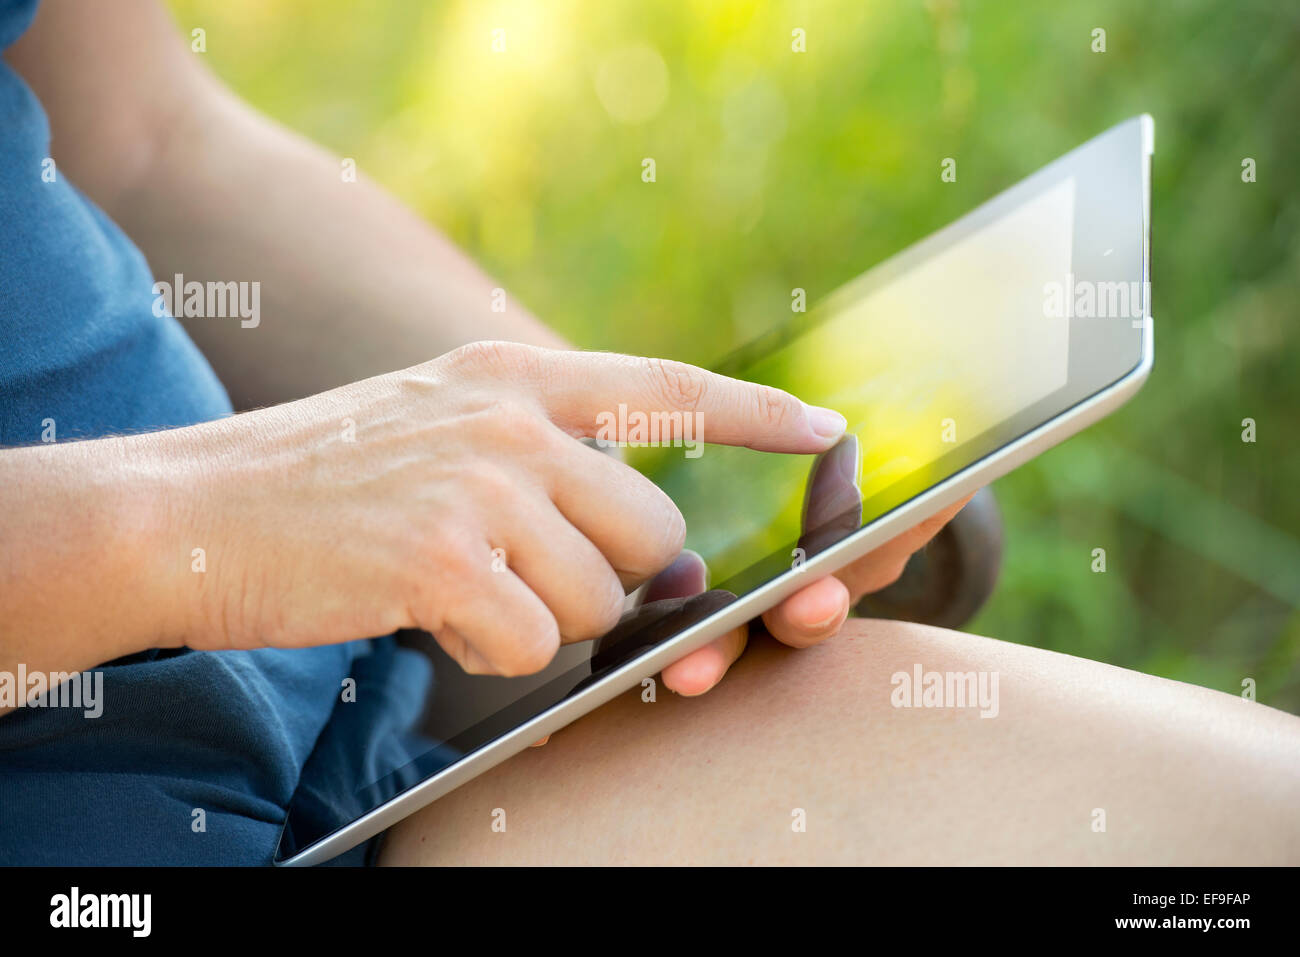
379 619 1300 865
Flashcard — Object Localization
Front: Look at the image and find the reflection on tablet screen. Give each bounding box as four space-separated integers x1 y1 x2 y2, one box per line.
281 118 1149 859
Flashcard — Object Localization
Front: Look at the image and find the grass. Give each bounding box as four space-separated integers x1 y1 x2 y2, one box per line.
168 0 1300 711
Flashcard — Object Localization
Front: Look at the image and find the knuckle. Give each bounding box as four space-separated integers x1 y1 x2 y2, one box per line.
468 398 544 447
499 617 560 676
506 402 552 445
572 576 626 640
643 357 707 412
443 340 493 372
659 500 688 560
423 527 478 590
635 524 687 581
643 477 687 551
447 339 539 378
405 588 448 641
596 586 627 635
461 658 494 676
753 384 796 431
621 486 686 580
463 460 516 503
456 643 495 676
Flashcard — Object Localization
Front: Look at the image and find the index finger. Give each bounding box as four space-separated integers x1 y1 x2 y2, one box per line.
538 351 848 454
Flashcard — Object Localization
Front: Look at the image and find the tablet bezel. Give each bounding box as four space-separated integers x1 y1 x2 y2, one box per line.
276 115 1154 866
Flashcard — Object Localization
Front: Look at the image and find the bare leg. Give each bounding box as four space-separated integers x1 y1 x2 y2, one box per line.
379 619 1300 865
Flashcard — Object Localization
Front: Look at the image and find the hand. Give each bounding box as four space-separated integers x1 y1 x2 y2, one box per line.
658 494 976 697
165 341 848 675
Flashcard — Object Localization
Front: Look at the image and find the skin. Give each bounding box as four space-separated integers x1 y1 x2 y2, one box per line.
1 2 959 694
8 2 1299 864
382 620 1300 865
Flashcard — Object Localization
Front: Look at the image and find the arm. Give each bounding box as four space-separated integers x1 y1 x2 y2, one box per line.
4 0 970 702
0 343 848 710
0 434 188 683
7 0 566 411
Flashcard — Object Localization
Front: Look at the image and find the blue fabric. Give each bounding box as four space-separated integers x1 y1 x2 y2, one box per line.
0 0 375 865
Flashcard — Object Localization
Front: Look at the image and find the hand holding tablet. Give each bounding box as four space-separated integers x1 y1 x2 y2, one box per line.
279 115 1155 864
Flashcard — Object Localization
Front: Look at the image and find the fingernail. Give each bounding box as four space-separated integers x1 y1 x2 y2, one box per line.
805 405 848 441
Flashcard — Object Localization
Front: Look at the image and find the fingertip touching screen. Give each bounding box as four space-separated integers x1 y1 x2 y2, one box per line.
277 117 1149 863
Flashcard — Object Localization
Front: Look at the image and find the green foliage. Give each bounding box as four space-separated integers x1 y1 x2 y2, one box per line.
169 0 1300 710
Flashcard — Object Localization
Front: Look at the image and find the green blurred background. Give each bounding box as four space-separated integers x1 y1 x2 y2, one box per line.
168 0 1300 711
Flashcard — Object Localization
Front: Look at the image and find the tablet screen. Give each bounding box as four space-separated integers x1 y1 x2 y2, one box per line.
277 117 1149 862
648 174 1075 588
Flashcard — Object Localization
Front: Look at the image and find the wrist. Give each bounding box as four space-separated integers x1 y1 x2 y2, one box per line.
0 434 199 671
141 404 317 651
107 422 231 653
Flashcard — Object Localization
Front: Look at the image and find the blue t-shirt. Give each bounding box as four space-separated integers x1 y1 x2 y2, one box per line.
0 0 364 864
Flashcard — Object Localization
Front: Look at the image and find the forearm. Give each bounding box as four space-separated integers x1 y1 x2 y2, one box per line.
0 436 196 690
114 84 568 410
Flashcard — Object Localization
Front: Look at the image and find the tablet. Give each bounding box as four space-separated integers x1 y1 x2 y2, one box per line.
276 114 1154 865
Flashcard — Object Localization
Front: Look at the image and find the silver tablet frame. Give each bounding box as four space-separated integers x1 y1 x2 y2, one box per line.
279 115 1154 866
